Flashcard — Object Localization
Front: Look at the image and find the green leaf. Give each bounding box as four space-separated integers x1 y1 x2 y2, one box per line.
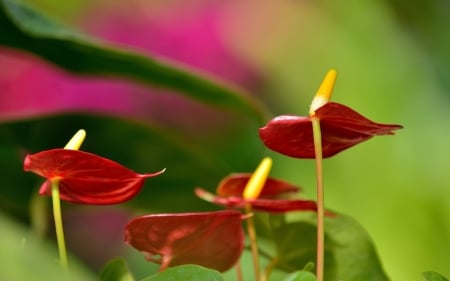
423 271 449 281
270 213 390 281
0 0 265 121
141 265 223 281
0 211 96 281
283 271 317 281
99 258 135 281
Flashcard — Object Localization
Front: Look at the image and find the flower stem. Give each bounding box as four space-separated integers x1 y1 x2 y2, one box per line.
311 117 324 281
262 258 279 281
245 205 261 281
51 179 68 271
241 157 272 281
235 261 244 281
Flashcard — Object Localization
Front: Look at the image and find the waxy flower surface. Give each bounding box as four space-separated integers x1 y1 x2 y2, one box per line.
195 173 320 213
125 210 244 272
260 102 403 158
259 70 403 158
24 149 164 204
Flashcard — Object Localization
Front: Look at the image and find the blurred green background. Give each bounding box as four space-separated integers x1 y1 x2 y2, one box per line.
1 0 449 280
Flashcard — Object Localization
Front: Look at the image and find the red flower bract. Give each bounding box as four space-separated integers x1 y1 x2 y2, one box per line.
259 102 403 158
24 148 164 204
196 173 323 213
216 173 299 198
125 210 244 272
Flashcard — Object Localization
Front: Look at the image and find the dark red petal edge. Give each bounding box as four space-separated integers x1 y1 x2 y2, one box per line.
216 173 300 198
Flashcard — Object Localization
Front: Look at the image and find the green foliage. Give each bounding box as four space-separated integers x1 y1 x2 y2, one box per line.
423 271 449 281
283 271 317 281
100 260 225 281
100 259 135 281
0 211 96 281
0 0 265 122
267 213 389 281
141 265 223 281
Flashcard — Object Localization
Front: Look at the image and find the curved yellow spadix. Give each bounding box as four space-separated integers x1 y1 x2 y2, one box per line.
309 69 337 115
243 157 273 199
64 129 86 150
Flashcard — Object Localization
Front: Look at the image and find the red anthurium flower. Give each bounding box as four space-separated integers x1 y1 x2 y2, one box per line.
217 173 299 198
196 188 319 213
196 173 322 213
24 148 165 204
259 70 403 158
259 102 403 158
125 210 244 272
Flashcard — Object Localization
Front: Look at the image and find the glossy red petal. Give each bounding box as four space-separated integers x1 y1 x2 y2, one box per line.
124 210 244 272
24 149 164 204
259 102 403 158
247 198 318 213
195 188 243 209
195 188 329 215
216 173 299 198
317 102 403 135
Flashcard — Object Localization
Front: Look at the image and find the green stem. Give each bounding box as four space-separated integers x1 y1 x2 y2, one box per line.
51 179 69 271
235 260 243 281
311 117 324 281
262 258 279 281
245 204 261 281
